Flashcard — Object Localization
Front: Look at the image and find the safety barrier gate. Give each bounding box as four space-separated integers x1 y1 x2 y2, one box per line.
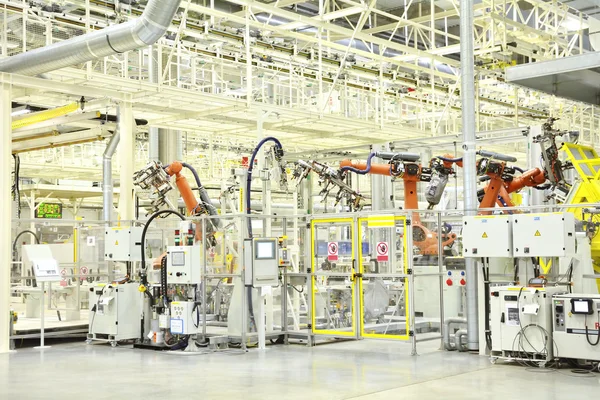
310 215 414 342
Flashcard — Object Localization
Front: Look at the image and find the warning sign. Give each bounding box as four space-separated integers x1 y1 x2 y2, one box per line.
482 232 488 239
80 266 89 276
376 242 389 262
327 242 339 261
534 230 541 237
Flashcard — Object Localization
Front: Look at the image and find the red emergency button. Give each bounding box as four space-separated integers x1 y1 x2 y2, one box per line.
446 279 453 286
460 279 466 286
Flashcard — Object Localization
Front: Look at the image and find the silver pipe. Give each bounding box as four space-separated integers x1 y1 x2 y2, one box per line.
443 318 467 351
148 45 160 162
0 0 183 75
102 109 120 223
455 329 468 352
461 0 479 352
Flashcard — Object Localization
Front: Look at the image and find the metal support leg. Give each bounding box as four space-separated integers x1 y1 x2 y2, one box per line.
0 79 11 354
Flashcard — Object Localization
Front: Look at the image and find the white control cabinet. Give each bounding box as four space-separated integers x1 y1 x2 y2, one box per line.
553 294 600 361
105 227 143 262
512 212 575 257
462 215 512 258
490 286 563 358
166 246 202 284
170 301 198 335
88 282 142 343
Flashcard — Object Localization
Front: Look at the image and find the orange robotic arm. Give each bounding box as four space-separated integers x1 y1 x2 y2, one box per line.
164 161 200 216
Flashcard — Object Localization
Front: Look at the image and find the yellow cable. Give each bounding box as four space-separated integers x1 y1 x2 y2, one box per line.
12 102 81 130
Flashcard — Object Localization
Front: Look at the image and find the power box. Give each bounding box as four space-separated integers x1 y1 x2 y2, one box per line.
490 286 564 361
166 245 202 284
170 301 198 335
462 215 512 258
512 212 575 257
553 293 600 361
105 227 143 262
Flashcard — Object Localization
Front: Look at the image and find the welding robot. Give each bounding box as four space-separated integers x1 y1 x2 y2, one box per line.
338 151 460 262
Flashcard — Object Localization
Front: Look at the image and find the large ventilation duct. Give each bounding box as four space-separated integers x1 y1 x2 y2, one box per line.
0 0 183 76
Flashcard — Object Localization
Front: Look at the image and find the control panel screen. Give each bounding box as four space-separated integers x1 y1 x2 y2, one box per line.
171 251 185 266
571 298 594 315
255 240 275 260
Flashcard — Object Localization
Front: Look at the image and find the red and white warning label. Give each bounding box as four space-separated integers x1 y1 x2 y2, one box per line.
376 242 389 262
327 242 339 261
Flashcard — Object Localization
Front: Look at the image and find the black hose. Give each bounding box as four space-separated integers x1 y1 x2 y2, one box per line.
139 209 186 287
12 230 41 260
161 255 168 306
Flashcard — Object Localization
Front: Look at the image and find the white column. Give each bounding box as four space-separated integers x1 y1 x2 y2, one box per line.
117 101 135 221
0 78 12 353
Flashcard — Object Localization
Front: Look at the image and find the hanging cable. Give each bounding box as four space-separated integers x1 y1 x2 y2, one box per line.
139 209 186 288
246 137 283 238
340 152 376 175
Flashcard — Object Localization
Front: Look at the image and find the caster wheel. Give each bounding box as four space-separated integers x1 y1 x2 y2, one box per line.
490 357 497 365
110 341 117 348
85 339 93 345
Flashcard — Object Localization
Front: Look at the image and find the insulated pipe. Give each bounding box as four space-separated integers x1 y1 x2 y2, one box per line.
102 114 120 223
461 0 479 352
455 329 468 352
339 159 392 176
0 0 183 76
443 317 467 350
11 102 81 130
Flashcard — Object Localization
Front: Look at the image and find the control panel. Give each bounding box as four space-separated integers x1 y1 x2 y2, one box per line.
462 215 512 258
553 298 566 332
244 238 279 288
170 301 197 335
166 245 202 284
105 227 143 262
445 269 466 287
512 212 575 257
552 294 600 361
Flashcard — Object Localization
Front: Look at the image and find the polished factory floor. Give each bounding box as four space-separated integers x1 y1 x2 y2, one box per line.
1 339 598 400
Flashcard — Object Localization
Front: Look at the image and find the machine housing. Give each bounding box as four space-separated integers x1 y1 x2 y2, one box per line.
166 245 202 284
104 227 143 262
87 282 142 344
462 215 513 258
170 301 198 335
490 286 564 361
512 212 575 257
553 293 600 361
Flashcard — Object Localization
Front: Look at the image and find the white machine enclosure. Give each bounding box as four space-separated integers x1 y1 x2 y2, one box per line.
104 227 143 262
170 301 198 335
166 245 202 284
490 286 564 358
512 212 575 257
88 282 142 342
553 294 600 361
462 215 512 258
244 238 279 288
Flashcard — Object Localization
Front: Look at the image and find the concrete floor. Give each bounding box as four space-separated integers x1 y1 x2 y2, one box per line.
0 339 598 400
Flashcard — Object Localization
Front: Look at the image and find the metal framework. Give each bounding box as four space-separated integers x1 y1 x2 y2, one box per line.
0 0 598 184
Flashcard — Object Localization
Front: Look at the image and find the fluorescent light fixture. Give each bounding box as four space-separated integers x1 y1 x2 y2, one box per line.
561 14 589 32
11 106 31 117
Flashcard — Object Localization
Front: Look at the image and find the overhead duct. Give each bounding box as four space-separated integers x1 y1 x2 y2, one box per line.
0 0 183 76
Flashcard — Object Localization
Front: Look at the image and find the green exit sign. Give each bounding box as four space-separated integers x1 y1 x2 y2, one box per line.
36 203 62 219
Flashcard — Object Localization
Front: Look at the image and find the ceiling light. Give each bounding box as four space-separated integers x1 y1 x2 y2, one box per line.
11 106 31 117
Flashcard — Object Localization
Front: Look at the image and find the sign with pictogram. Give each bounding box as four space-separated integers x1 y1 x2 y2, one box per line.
327 242 339 261
376 242 389 262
